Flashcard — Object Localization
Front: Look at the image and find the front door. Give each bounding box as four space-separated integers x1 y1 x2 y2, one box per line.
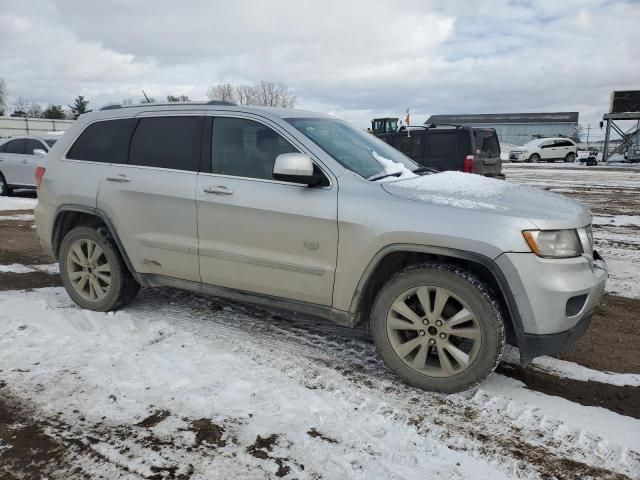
97 115 202 282
196 115 338 306
0 138 27 185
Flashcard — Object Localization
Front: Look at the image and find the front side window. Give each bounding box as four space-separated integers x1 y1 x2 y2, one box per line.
6 139 26 154
25 139 46 155
67 119 135 163
129 116 201 171
286 117 417 179
212 117 298 180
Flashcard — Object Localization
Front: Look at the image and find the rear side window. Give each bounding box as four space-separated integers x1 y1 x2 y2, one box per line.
5 139 26 154
555 140 573 147
25 139 46 155
427 132 458 156
67 119 135 163
129 116 201 171
393 134 423 159
473 130 500 156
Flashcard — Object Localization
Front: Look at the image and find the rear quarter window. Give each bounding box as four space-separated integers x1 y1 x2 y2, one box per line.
67 119 136 163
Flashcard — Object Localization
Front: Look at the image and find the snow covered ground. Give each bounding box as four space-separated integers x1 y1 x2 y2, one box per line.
1 287 639 479
1 169 640 479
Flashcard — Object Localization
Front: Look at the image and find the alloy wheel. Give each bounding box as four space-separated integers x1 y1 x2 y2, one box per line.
386 286 482 378
66 238 112 302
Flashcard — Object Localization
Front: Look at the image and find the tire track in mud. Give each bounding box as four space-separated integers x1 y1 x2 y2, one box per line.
125 288 639 479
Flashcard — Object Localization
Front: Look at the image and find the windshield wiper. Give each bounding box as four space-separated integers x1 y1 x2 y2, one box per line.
368 171 402 181
412 166 439 174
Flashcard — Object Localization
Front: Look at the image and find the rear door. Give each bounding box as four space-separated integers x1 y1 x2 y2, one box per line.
0 139 28 185
97 115 202 282
472 128 502 177
539 141 557 160
424 130 462 171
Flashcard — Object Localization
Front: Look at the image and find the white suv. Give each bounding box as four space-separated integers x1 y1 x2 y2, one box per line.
0 135 58 195
509 138 577 163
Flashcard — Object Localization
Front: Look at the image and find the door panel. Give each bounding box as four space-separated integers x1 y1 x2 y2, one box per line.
196 175 338 305
98 166 200 281
0 139 27 185
197 115 338 306
96 115 202 282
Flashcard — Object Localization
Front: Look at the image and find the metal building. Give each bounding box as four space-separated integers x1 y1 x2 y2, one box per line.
425 112 579 146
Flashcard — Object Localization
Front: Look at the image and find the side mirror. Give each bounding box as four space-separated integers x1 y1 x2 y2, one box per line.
33 148 47 157
273 153 324 186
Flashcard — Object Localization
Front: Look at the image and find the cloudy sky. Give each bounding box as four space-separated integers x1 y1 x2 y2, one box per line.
1 0 639 137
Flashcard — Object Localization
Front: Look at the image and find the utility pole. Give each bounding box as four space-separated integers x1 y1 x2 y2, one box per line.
585 124 591 149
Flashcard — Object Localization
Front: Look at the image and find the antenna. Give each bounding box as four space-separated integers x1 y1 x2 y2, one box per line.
141 89 151 103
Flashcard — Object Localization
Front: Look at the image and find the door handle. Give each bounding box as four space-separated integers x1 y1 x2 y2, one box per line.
106 174 131 183
22 159 28 164
203 185 233 195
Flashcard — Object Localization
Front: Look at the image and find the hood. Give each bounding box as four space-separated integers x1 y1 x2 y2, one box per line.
381 171 591 230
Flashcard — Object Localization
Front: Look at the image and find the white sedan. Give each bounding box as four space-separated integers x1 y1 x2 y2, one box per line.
509 138 577 163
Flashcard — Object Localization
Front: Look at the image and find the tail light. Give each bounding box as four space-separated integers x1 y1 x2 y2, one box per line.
35 166 46 189
463 155 475 173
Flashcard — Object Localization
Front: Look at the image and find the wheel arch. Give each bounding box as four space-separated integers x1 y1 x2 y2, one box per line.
52 204 139 281
349 244 524 342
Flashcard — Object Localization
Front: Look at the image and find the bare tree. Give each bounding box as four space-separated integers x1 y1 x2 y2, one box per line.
205 81 296 108
207 83 235 103
26 103 43 118
0 78 6 115
167 94 190 102
254 81 296 108
10 97 30 117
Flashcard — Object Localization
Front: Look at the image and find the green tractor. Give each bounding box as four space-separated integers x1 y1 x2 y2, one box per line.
371 117 399 136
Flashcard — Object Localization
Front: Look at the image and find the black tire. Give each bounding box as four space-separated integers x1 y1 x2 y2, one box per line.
0 173 12 196
564 152 575 163
59 226 139 311
529 153 540 163
370 263 505 393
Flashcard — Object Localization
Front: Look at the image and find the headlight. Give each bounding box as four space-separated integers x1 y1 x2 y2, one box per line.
522 229 583 258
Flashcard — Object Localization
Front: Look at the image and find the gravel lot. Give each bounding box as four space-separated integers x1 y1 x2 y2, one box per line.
1 164 639 479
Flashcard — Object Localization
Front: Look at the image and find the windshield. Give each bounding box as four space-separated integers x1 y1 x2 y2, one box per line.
286 117 418 179
522 139 544 148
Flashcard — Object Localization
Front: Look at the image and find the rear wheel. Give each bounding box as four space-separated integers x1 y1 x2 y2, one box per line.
370 263 505 393
0 173 12 196
59 226 139 311
565 152 576 163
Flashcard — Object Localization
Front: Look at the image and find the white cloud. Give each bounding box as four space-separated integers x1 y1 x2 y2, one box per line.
0 0 638 136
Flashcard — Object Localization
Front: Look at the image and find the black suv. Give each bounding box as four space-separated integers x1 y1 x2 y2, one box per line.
376 125 504 178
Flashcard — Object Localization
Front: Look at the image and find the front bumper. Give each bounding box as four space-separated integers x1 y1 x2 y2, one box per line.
495 250 608 359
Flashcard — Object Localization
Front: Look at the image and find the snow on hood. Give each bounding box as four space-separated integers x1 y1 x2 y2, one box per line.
382 171 591 229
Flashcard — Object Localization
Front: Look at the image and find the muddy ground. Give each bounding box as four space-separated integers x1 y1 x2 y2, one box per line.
1 176 639 479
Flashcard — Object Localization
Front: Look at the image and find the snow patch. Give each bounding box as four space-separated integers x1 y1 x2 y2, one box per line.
0 197 37 211
371 151 417 181
0 263 59 274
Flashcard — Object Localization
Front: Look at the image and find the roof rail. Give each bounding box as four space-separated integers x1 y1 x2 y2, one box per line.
206 100 236 106
100 104 122 110
426 123 463 129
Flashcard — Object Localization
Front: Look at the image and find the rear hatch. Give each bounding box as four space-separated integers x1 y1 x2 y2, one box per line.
472 128 502 177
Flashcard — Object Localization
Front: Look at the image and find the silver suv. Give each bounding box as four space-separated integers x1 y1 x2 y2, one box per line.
0 135 58 195
34 103 608 393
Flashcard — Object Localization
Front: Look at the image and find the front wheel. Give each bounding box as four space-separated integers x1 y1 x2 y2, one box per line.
59 226 139 311
370 263 505 393
529 153 540 163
